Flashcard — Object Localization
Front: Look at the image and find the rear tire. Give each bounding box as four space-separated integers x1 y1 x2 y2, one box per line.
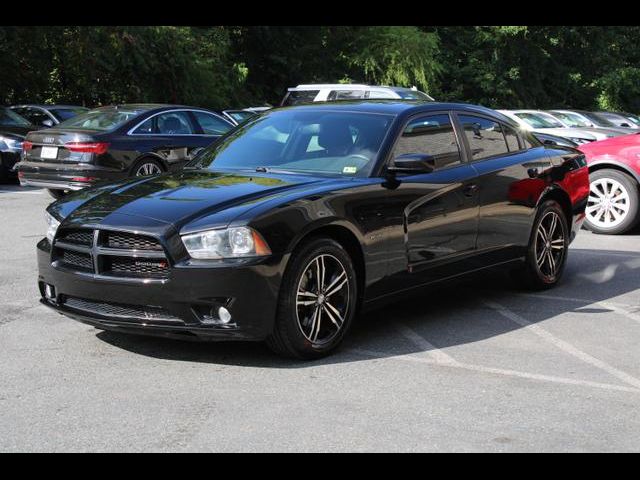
131 158 164 177
584 169 639 235
47 189 67 199
513 200 569 290
266 237 358 360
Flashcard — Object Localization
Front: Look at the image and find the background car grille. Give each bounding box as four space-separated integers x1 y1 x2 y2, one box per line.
104 231 163 251
63 296 180 323
53 228 169 280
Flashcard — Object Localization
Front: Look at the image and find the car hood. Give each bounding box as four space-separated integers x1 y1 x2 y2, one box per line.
50 169 331 232
530 127 597 140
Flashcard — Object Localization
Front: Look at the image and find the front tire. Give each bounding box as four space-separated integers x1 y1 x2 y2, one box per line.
266 237 358 359
584 169 639 235
514 200 569 290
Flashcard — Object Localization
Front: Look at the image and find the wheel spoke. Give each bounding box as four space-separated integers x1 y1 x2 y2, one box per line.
547 250 556 275
311 307 322 342
325 277 348 297
548 213 558 238
323 302 343 329
298 290 317 298
538 224 548 243
536 246 546 266
324 270 346 296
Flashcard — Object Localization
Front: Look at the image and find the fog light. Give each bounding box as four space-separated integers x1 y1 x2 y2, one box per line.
217 306 232 324
44 284 55 300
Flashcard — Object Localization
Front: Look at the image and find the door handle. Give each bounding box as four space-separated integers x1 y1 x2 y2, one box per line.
463 183 479 197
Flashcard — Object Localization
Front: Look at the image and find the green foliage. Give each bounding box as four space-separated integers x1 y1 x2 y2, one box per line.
1 26 640 113
597 67 640 112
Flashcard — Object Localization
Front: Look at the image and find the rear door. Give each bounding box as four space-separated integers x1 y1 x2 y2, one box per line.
130 111 209 170
454 112 543 262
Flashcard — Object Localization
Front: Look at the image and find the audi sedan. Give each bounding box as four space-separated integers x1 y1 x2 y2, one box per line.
15 104 235 198
38 101 589 359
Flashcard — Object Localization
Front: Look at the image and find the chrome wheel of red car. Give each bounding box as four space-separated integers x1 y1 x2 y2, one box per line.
587 177 631 229
584 169 640 235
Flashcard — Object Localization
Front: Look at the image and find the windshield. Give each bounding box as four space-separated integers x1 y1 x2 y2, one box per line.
514 112 563 129
583 112 617 127
56 108 145 131
0 107 32 127
550 111 591 127
50 107 89 122
189 109 394 177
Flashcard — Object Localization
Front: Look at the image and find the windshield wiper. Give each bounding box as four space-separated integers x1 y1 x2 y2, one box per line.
254 166 300 175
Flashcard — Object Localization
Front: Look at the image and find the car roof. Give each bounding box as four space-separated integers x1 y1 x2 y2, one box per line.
290 84 421 92
11 104 89 109
273 99 511 121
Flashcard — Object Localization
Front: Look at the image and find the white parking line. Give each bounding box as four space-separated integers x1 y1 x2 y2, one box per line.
572 249 640 258
507 292 640 326
395 323 461 366
483 300 640 390
347 348 640 394
0 189 43 195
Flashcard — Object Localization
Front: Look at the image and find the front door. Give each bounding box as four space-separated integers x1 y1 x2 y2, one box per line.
383 112 480 291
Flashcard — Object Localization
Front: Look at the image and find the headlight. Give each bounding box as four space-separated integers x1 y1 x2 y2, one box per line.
45 212 61 243
181 226 271 259
0 135 23 152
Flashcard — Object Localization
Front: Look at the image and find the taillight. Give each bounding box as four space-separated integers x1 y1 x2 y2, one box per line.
65 142 109 154
23 141 33 152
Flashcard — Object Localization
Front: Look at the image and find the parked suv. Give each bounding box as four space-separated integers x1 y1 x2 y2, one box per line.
281 84 434 106
15 104 234 198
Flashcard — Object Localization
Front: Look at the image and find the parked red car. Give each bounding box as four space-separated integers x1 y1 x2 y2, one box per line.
578 133 640 234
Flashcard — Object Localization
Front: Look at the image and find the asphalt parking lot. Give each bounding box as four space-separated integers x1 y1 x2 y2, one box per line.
1 183 639 452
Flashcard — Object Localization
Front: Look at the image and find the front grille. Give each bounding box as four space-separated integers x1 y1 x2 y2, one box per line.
61 250 93 270
107 257 169 278
104 231 163 251
52 229 169 280
63 296 180 323
58 229 93 246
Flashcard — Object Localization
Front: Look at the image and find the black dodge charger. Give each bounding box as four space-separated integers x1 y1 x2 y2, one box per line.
16 104 234 198
38 101 590 359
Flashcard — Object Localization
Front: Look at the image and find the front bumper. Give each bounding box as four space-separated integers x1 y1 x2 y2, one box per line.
15 160 124 191
37 239 286 341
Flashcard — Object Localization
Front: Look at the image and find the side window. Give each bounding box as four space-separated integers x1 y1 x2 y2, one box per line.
192 111 233 135
156 111 195 135
458 114 510 161
368 90 395 99
282 90 320 106
393 113 462 170
132 117 155 134
502 124 521 152
22 108 50 125
327 90 366 100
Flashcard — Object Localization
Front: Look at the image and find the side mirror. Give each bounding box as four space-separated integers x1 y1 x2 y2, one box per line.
387 153 435 174
620 123 631 127
41 119 54 128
